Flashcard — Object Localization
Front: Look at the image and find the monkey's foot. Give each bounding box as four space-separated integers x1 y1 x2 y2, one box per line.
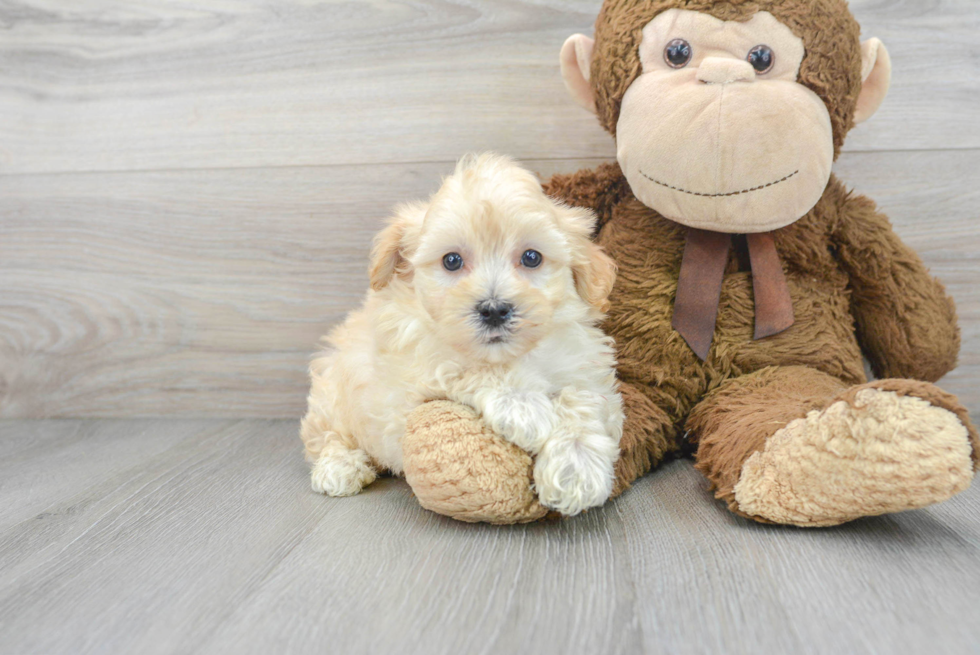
734 385 975 527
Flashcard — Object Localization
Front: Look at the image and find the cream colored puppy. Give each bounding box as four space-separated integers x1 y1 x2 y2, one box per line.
301 153 623 516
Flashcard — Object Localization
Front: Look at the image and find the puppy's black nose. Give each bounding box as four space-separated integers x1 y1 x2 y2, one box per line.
477 300 514 328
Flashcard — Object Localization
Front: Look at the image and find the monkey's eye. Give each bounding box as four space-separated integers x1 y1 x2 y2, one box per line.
442 252 464 271
521 249 543 268
747 45 775 74
664 39 692 69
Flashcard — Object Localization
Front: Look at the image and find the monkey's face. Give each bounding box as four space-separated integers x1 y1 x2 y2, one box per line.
560 3 890 235
617 9 831 233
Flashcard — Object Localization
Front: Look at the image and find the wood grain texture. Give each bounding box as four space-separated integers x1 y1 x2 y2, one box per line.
0 418 978 655
0 0 977 176
0 419 217 530
2 151 978 418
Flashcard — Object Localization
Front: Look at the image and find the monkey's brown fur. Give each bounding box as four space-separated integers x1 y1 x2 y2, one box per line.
400 0 978 524
555 167 977 502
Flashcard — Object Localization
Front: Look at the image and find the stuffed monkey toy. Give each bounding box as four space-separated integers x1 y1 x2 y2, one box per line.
399 0 979 526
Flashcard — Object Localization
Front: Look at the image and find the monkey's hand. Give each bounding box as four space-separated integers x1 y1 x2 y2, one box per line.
402 400 550 524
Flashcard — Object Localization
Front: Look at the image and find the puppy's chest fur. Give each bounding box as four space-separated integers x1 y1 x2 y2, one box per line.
323 294 614 474
402 319 616 402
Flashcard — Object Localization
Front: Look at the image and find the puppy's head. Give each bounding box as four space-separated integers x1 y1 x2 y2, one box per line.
370 153 616 363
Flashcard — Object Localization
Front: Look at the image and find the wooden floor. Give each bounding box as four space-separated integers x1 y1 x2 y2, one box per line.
1 419 978 655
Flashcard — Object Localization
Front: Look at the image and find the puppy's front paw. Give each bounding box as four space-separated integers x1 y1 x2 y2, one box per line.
482 391 557 453
533 435 617 516
311 450 377 497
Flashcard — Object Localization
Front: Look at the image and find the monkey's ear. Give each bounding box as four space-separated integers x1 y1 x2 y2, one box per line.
560 34 597 114
368 203 424 291
854 38 891 125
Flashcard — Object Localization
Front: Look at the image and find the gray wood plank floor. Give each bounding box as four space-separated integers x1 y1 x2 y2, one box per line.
1 419 978 655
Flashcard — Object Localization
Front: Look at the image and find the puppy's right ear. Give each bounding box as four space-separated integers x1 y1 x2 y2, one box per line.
556 204 617 312
369 203 424 291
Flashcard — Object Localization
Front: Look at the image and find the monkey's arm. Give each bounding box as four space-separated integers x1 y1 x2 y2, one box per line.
832 188 960 382
542 162 631 235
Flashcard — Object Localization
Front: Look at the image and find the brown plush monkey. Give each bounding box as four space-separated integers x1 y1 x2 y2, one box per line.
400 0 979 526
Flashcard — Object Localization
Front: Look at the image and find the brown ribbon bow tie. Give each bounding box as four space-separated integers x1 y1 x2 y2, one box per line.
672 228 795 360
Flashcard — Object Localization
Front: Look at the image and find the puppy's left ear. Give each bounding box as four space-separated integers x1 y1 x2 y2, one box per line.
558 205 617 312
369 202 424 291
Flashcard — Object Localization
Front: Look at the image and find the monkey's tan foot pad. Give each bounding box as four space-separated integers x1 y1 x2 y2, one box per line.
402 400 550 524
733 387 975 527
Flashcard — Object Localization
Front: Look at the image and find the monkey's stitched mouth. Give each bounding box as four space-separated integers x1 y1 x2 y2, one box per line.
640 169 799 198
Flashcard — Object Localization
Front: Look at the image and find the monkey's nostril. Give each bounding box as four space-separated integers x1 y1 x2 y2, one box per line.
696 57 756 85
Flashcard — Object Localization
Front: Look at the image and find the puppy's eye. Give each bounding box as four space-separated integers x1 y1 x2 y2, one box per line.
747 45 775 74
442 252 464 271
664 39 692 69
521 249 543 268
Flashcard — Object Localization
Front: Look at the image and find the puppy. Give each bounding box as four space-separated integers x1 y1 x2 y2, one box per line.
300 153 624 516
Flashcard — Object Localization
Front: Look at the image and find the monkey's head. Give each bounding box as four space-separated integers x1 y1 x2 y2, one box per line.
561 0 891 233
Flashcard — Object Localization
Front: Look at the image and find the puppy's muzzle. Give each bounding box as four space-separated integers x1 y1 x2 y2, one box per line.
476 299 514 329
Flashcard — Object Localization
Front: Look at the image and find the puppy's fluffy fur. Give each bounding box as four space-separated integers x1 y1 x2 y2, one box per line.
300 154 624 516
